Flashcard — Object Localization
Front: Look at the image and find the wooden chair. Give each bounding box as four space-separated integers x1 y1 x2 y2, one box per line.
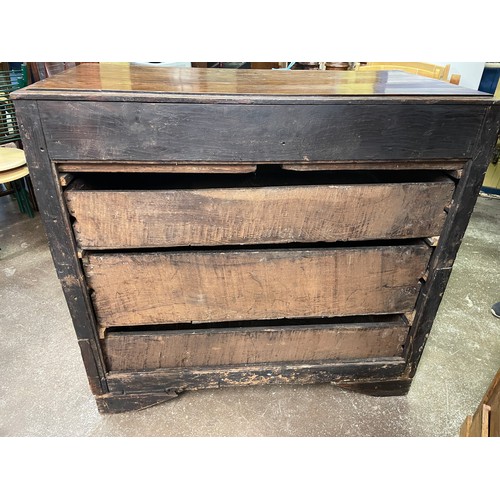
357 62 451 80
0 147 34 217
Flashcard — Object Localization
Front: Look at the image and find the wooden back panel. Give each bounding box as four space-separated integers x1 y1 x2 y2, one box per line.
84 245 431 328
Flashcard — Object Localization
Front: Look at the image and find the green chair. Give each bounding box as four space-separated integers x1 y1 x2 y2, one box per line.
0 63 37 217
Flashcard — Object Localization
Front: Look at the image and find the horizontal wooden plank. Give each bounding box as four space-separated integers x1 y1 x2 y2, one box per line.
105 358 407 393
18 64 489 96
59 163 257 174
282 161 466 171
102 318 408 370
83 245 431 328
66 180 454 249
57 160 466 173
38 101 485 161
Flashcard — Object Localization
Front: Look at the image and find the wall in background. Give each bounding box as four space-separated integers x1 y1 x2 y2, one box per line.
432 62 486 90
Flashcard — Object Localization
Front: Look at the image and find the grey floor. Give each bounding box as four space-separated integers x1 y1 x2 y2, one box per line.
1 194 499 437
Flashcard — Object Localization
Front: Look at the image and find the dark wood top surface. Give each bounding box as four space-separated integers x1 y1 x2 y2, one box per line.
18 63 491 98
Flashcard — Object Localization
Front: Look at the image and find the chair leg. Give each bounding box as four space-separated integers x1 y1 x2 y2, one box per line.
20 180 34 218
12 181 25 212
12 179 35 218
25 176 38 212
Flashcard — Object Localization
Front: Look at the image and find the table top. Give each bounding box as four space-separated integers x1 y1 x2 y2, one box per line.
14 63 492 99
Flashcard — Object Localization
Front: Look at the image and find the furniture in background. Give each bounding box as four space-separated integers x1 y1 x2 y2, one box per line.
0 64 27 146
28 62 79 82
191 62 251 69
12 64 500 413
0 63 36 216
0 147 34 217
358 61 450 79
250 62 281 70
192 63 283 69
191 62 461 80
460 368 500 437
28 62 100 83
357 62 461 84
480 65 500 195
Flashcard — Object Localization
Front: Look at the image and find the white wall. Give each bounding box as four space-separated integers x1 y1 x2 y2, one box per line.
432 62 485 90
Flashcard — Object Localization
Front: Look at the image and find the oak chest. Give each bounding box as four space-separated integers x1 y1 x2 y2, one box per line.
13 63 500 413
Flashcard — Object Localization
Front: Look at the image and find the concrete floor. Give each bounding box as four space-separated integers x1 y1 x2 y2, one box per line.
1 193 499 437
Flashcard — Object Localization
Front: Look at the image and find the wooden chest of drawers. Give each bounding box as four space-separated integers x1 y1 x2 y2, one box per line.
13 63 500 413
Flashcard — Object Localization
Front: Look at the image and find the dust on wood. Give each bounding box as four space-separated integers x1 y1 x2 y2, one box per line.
84 245 431 328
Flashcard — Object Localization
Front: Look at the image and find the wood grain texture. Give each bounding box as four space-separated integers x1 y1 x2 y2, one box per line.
468 404 490 437
282 161 466 171
475 368 500 437
488 390 500 437
12 61 500 412
459 415 473 436
18 64 489 96
57 160 466 173
13 100 108 395
83 245 431 328
460 368 500 437
59 163 258 173
37 101 485 161
66 180 454 249
406 104 500 376
102 319 408 370
106 358 407 393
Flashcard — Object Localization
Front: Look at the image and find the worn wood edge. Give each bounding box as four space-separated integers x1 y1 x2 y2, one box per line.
66 181 454 250
13 100 109 393
460 369 500 437
95 389 180 414
97 375 413 413
105 358 407 393
40 101 485 162
102 321 408 370
83 245 430 328
404 310 416 326
11 89 495 105
283 161 466 171
482 405 491 437
467 404 491 437
59 163 258 173
405 105 500 375
471 368 500 437
459 415 473 437
106 315 408 337
58 172 74 186
478 368 500 407
336 377 412 397
446 169 463 180
58 160 468 172
424 236 440 247
78 339 106 395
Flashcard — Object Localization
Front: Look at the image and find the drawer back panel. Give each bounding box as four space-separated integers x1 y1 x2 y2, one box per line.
39 101 485 161
83 245 431 328
102 316 408 371
65 169 454 249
